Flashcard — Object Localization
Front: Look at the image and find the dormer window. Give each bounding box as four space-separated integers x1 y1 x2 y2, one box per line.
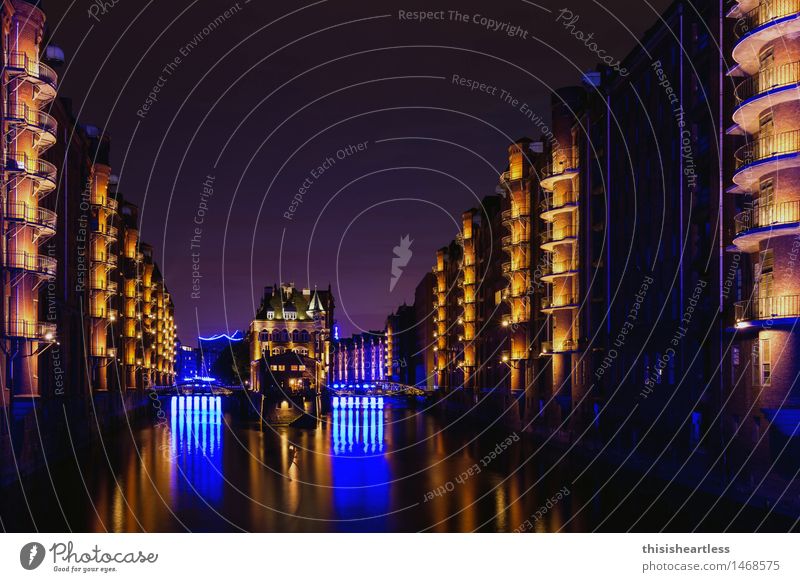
286 312 297 320
267 311 275 320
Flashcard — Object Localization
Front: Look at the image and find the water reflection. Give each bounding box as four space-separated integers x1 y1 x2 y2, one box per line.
170 396 223 502
330 400 389 526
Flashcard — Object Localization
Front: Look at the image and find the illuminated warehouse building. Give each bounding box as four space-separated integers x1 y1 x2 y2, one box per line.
249 283 334 394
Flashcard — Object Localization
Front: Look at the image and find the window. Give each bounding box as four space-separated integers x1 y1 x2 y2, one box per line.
267 311 275 320
759 45 774 70
760 338 771 386
258 330 269 342
286 311 297 320
281 329 290 342
759 178 774 208
292 329 300 342
300 330 310 342
752 341 761 385
759 110 774 135
272 330 282 342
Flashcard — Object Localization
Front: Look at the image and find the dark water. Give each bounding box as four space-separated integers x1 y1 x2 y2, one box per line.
1 396 796 532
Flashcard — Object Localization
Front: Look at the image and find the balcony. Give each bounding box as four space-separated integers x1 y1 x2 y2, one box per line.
733 61 800 133
540 339 577 354
1 319 56 341
4 201 56 235
4 52 58 102
735 294 800 326
541 260 578 281
733 200 800 251
501 207 530 225
541 295 579 312
540 224 578 250
733 1 800 74
3 104 58 151
91 222 119 240
539 146 579 191
733 130 800 191
95 253 118 268
4 153 57 194
5 251 56 279
541 191 579 221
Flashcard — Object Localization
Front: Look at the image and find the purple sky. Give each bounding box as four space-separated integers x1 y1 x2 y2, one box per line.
44 0 672 342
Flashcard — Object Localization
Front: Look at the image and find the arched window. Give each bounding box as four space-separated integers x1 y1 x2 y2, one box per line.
281 329 290 342
295 347 309 356
272 347 283 355
292 329 300 342
258 330 269 342
300 330 310 342
272 330 281 342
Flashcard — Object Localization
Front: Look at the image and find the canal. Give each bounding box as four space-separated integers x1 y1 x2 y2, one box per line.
1 396 795 532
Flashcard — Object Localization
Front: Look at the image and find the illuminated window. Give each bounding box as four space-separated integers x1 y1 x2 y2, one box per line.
509 153 523 180
759 45 774 70
267 311 275 320
760 338 771 386
759 110 774 135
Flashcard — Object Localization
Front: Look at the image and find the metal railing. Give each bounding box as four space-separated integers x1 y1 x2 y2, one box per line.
737 0 800 39
5 251 56 277
735 130 800 169
541 146 579 181
4 201 56 231
3 103 57 138
4 51 58 91
542 295 578 309
541 224 578 244
735 61 800 103
4 152 57 184
735 199 800 234
501 207 530 223
542 260 577 277
542 190 578 212
1 319 56 340
736 294 800 321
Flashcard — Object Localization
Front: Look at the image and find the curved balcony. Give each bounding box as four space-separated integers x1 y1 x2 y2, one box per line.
5 251 56 279
733 199 800 251
4 153 57 194
540 339 577 354
4 201 56 235
733 61 800 134
94 253 118 268
735 294 800 327
4 52 58 103
541 295 579 312
541 260 578 282
733 130 800 191
501 207 530 225
539 147 579 191
502 234 528 248
89 277 107 292
91 223 119 241
540 224 578 251
3 104 58 151
733 0 800 74
541 191 578 221
1 319 56 341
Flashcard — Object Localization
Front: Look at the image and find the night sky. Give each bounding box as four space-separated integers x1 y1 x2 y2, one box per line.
43 0 672 342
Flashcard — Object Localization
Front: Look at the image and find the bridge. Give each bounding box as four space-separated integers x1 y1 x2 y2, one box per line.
327 381 427 397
